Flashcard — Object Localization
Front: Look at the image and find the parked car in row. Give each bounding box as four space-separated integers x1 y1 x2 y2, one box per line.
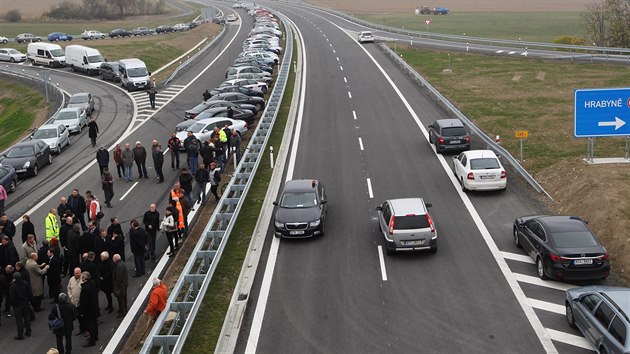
358 31 375 43
66 92 95 115
173 23 190 31
0 165 17 193
99 61 120 82
428 118 470 153
195 106 255 124
176 117 247 150
31 123 70 154
16 33 41 43
81 30 106 40
109 29 132 38
51 107 87 134
156 25 174 34
453 150 507 192
0 140 52 178
47 32 73 42
65 45 104 75
0 36 7 44
0 48 26 63
27 42 65 67
132 27 154 36
210 85 263 98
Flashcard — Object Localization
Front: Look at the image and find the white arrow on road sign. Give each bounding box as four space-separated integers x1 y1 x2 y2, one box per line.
598 117 626 130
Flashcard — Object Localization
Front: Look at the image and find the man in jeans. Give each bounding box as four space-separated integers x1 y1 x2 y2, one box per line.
167 132 180 170
183 132 201 175
193 162 210 205
121 143 134 182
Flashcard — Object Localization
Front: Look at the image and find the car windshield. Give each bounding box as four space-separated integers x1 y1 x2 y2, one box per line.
6 146 34 158
470 158 500 170
127 67 148 78
33 129 57 139
280 192 318 208
362 32 373 36
50 48 64 57
55 111 77 120
188 122 209 132
175 123 193 132
394 215 429 229
442 127 467 137
88 55 104 63
7 49 20 54
69 95 87 104
553 231 599 248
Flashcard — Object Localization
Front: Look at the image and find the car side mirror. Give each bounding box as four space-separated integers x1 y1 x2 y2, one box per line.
272 201 278 206
427 125 432 129
320 200 327 205
452 156 458 160
425 202 432 208
375 205 382 211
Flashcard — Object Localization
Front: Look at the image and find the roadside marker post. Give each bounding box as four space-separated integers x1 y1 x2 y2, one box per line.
270 145 274 168
515 130 529 161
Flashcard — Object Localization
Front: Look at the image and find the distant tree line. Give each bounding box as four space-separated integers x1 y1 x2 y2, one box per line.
584 0 630 47
45 0 166 20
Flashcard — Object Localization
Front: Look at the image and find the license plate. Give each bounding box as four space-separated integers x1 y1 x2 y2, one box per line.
404 240 423 246
574 259 593 265
480 175 494 180
16 169 26 173
289 230 305 235
450 140 461 144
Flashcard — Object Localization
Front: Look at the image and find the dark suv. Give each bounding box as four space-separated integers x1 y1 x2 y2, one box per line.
273 179 327 238
156 25 174 34
99 61 120 82
428 119 470 153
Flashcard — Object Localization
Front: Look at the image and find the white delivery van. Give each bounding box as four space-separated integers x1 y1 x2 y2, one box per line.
65 45 104 75
27 42 65 67
118 58 151 91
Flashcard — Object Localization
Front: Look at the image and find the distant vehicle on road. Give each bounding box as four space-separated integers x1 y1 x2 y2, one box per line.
175 117 247 150
428 118 470 153
376 198 437 255
132 27 153 36
565 286 630 354
273 179 327 238
16 33 41 43
31 123 70 154
109 29 132 38
0 140 52 178
51 107 87 134
67 92 95 115
0 36 7 44
227 14 238 22
47 32 73 42
65 45 104 75
0 165 17 193
81 30 106 40
513 215 610 281
173 23 190 31
210 85 264 98
27 42 65 67
357 31 374 43
156 25 174 34
453 150 506 192
99 61 120 82
0 48 26 63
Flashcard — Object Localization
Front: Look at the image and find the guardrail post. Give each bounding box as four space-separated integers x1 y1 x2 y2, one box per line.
270 146 274 168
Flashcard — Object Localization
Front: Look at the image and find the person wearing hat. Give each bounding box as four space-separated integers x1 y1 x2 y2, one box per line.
209 162 221 201
133 141 148 179
9 271 32 340
95 146 109 175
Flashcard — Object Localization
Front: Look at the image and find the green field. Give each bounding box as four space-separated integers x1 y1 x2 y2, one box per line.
392 45 630 173
357 12 586 43
0 82 48 151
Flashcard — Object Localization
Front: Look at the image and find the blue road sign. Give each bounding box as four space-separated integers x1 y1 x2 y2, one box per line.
575 88 630 137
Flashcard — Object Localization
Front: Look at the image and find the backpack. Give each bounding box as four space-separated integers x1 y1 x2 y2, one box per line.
213 170 221 184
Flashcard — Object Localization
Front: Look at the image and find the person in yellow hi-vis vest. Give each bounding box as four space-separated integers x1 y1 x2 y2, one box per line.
45 208 59 241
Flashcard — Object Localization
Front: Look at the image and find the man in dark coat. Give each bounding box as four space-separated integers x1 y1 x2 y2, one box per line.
88 117 99 148
59 216 74 275
112 254 128 318
95 146 109 175
66 224 81 275
133 141 148 178
0 236 19 269
0 214 16 242
80 222 98 255
94 230 110 260
128 220 146 277
101 167 114 208
142 204 160 260
151 141 164 183
79 272 99 347
47 248 62 304
49 293 78 354
98 251 114 313
68 189 87 230
8 272 32 340
80 252 100 291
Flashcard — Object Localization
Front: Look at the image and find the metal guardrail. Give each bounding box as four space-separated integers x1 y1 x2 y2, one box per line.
379 43 552 199
141 9 294 354
165 25 227 85
305 4 630 57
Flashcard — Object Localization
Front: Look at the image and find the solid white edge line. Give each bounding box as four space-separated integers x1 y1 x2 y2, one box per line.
514 274 576 292
377 245 388 281
366 178 374 198
358 137 364 151
300 10 559 354
352 110 357 120
528 299 565 315
245 15 307 354
546 329 594 351
118 181 139 200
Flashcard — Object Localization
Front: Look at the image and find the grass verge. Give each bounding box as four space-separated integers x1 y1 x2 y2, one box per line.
0 81 49 151
391 45 630 174
180 44 297 354
356 12 586 43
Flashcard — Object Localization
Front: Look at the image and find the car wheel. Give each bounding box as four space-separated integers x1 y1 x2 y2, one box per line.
90 36 94 40
8 179 16 193
70 65 75 72
536 257 548 280
513 227 522 248
565 302 577 328
101 35 105 39
9 57 15 63
319 221 325 237
100 73 105 80
385 245 395 256
429 244 438 254
460 178 467 192
32 164 39 176
48 153 53 165
30 59 36 65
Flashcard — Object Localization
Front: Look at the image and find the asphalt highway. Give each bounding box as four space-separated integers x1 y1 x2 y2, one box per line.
234 4 600 354
0 4 250 352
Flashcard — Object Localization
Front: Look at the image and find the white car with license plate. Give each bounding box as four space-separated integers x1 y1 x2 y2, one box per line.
0 48 27 62
31 123 70 154
51 107 87 134
176 117 247 150
452 150 507 192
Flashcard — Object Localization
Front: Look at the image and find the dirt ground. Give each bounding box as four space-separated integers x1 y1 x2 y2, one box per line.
306 0 594 13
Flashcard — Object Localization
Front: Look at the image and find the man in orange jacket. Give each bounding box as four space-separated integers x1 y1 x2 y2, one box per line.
144 278 167 320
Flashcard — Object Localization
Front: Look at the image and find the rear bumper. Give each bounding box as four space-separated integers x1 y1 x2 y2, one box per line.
548 261 610 281
437 142 470 152
465 179 506 191
386 237 437 252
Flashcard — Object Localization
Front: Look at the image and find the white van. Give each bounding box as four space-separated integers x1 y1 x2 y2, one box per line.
27 42 65 67
65 45 104 75
118 58 151 91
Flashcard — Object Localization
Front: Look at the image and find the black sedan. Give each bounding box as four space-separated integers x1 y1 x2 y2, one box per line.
513 215 610 281
109 29 132 38
156 25 174 34
0 140 52 178
196 107 255 125
210 85 264 98
0 165 17 193
273 179 327 238
210 92 265 111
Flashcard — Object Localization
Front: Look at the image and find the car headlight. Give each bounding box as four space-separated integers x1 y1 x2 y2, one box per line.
309 219 320 228
23 161 30 168
274 221 284 228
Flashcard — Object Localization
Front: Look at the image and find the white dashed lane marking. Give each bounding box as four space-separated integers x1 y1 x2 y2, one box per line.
358 137 364 151
366 178 374 198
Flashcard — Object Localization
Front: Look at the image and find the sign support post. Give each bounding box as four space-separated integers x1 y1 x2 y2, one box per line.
514 130 529 161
